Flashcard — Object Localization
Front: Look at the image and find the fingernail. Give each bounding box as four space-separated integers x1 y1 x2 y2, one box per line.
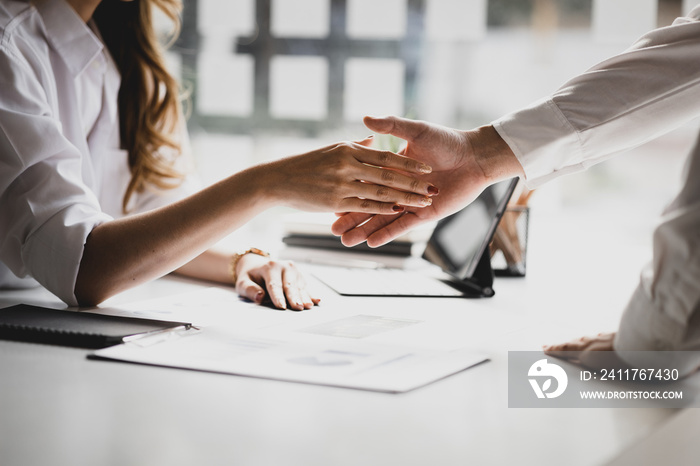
255 291 264 304
366 134 374 139
419 164 432 174
420 197 432 206
392 205 404 212
427 185 439 195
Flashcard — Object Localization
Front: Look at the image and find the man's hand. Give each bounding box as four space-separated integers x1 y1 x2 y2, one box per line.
544 332 628 370
331 116 524 247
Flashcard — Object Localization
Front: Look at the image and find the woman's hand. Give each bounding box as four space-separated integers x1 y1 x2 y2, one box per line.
234 253 320 311
260 135 439 215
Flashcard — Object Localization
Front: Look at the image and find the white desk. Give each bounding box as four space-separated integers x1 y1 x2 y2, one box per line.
0 210 694 466
0 279 691 465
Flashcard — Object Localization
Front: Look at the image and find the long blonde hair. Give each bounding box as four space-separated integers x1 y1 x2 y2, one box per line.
93 0 185 213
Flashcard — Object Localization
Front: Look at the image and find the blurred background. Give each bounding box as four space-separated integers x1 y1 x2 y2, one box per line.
157 0 697 323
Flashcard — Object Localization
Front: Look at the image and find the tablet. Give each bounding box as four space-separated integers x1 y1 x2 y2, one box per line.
423 177 518 284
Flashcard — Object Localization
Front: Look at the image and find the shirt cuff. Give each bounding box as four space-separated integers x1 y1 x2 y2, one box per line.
21 206 111 307
492 97 585 189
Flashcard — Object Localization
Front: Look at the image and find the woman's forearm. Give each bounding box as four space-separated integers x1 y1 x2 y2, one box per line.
74 165 270 306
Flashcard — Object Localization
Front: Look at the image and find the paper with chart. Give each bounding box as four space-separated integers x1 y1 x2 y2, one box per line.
93 288 488 392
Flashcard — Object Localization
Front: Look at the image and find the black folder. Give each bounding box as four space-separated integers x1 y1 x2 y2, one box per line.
0 304 191 349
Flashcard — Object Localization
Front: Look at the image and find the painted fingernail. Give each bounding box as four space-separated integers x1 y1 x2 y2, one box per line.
419 164 432 174
427 185 439 195
420 197 432 206
255 291 264 304
392 205 404 212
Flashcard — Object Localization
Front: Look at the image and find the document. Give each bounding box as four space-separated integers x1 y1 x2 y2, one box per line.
93 288 488 393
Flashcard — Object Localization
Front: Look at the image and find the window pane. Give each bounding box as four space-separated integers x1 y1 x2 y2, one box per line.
425 0 487 41
271 0 330 38
346 0 407 39
198 0 255 36
593 0 657 43
344 58 404 121
270 56 329 120
197 54 254 116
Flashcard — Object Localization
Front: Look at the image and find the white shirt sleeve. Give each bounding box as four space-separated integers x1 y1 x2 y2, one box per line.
0 41 111 306
491 8 700 369
493 7 700 188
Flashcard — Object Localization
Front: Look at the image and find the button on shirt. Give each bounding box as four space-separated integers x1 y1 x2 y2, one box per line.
0 0 196 305
493 7 700 370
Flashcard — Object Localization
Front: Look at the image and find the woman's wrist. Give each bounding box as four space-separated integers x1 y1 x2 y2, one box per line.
228 163 280 211
242 159 292 208
230 248 271 284
467 125 525 183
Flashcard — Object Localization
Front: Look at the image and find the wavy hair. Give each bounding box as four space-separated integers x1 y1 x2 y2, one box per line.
93 0 185 213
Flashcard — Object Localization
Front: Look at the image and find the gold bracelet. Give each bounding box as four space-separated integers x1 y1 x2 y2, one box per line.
229 248 271 284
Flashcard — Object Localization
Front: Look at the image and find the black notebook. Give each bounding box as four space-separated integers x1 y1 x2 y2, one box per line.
0 304 191 349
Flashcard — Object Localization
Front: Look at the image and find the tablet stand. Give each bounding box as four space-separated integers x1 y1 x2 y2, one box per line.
452 249 495 298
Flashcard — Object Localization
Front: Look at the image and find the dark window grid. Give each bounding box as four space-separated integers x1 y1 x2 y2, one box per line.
175 0 425 136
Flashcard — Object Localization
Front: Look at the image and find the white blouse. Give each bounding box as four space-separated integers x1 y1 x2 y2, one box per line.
493 7 700 368
0 0 196 305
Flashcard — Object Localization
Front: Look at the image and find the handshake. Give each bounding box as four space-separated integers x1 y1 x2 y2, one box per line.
328 115 526 248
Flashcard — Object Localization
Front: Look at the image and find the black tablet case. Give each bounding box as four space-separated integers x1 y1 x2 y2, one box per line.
0 304 191 349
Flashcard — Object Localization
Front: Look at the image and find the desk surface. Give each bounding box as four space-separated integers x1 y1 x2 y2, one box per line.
0 214 695 466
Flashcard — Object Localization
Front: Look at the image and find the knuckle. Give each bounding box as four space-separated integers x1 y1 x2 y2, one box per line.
267 260 281 269
376 186 390 199
403 192 415 204
410 179 420 192
336 159 355 176
377 151 391 166
334 197 348 211
334 141 351 152
328 184 343 199
380 170 396 184
333 190 350 208
360 199 373 210
326 156 344 172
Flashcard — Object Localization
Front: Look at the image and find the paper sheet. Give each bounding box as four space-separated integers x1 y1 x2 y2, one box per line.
93 288 488 392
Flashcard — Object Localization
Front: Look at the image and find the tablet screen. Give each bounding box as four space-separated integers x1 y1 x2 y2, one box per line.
422 178 517 280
